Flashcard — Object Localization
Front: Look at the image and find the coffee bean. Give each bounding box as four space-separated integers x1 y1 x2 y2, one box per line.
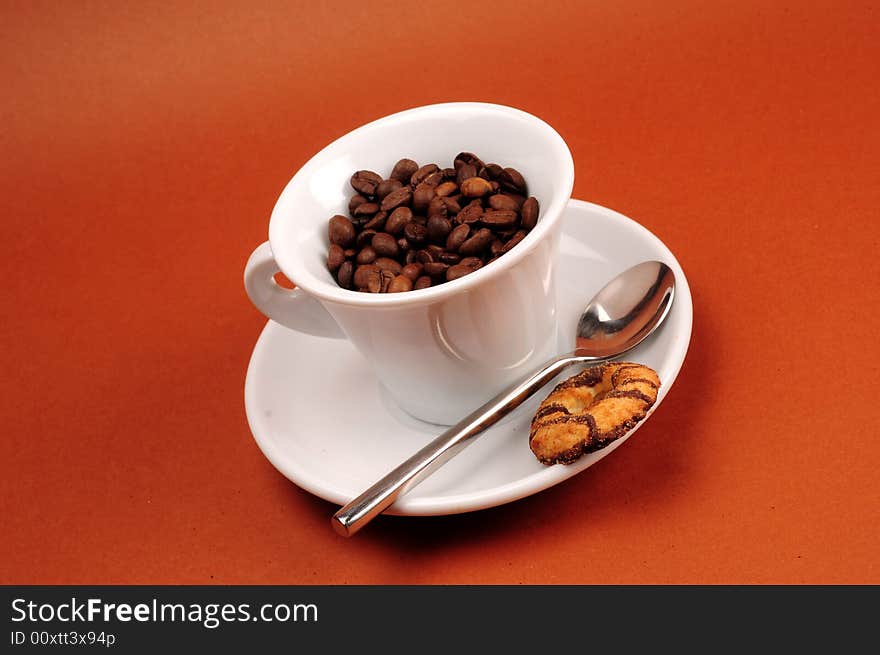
397 237 410 253
380 186 412 212
366 269 383 293
403 222 428 245
411 163 439 185
353 264 379 289
456 163 477 186
446 263 476 281
416 249 434 264
499 167 527 193
442 167 457 180
348 194 368 215
484 163 504 180
434 181 458 197
385 206 413 235
423 171 444 186
460 176 493 198
487 194 519 212
329 215 356 247
521 196 539 230
356 246 377 264
363 211 387 231
481 209 519 228
405 250 418 264
390 158 419 183
337 260 354 288
344 248 356 259
414 276 432 290
426 215 452 243
489 238 504 256
446 224 470 251
438 251 461 265
443 196 461 214
454 152 485 171
458 227 493 255
352 202 379 218
427 196 448 219
375 257 402 274
401 262 424 281
477 166 491 180
501 230 528 253
412 183 435 213
455 200 483 224
327 244 345 272
351 170 382 195
459 256 483 269
375 178 403 200
379 269 395 292
356 229 377 249
424 261 450 277
372 232 399 258
411 214 427 225
387 275 413 293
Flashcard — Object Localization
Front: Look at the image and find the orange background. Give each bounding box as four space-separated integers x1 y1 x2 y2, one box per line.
2 1 878 584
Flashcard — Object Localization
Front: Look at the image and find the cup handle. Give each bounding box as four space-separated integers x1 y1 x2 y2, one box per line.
244 241 345 339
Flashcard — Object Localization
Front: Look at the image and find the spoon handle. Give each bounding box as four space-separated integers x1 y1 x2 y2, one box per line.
331 352 594 536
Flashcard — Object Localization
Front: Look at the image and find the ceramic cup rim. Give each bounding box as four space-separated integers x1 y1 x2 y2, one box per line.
267 102 574 308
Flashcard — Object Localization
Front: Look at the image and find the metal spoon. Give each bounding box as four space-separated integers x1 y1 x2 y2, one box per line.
332 260 676 536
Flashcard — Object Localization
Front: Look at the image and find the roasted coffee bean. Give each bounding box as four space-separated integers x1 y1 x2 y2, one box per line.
423 171 443 187
454 152 485 171
438 251 461 265
401 262 424 281
484 163 504 180
411 163 439 185
490 180 501 193
489 238 504 257
352 202 379 217
416 249 434 264
481 209 519 228
501 230 527 253
375 257 402 274
356 246 377 264
411 213 428 225
477 166 491 180
427 196 448 219
426 244 445 259
424 261 450 277
412 183 435 213
363 211 387 231
397 237 410 253
446 224 470 251
372 232 399 257
459 256 483 269
349 194 368 215
488 194 519 212
390 158 419 183
460 176 493 198
388 274 413 293
426 215 452 243
379 269 395 292
446 263 476 281
443 196 462 214
458 227 494 255
337 260 354 288
385 206 413 235
375 178 403 199
455 200 483 224
414 275 432 290
351 170 382 195
521 196 539 230
442 167 457 180
405 250 418 264
366 268 383 293
356 229 377 249
403 222 428 245
329 215 356 247
380 186 412 212
499 167 526 193
344 248 356 259
434 181 458 197
327 244 346 272
353 264 380 289
456 163 477 186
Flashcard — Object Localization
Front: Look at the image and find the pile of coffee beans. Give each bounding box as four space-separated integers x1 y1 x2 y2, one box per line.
325 152 539 293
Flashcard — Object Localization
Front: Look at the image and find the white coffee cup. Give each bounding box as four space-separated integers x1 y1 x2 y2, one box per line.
244 102 574 425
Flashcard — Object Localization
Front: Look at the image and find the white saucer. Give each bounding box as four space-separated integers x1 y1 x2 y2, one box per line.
244 199 693 516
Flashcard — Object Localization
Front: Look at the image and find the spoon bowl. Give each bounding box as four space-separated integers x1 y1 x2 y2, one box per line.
332 260 676 536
